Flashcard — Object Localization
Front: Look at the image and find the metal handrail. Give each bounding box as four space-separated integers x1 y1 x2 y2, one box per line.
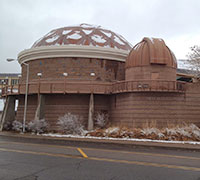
0 80 186 96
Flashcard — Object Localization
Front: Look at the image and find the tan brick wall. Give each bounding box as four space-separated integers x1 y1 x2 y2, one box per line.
110 82 200 128
16 94 110 130
15 95 37 123
16 82 200 130
126 65 176 81
21 58 125 83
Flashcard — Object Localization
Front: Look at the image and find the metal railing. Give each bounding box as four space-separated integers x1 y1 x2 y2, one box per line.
0 80 186 97
112 80 186 93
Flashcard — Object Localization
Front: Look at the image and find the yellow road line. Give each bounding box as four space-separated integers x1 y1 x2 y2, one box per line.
0 147 82 159
0 140 200 161
0 147 200 172
88 157 200 172
77 148 88 158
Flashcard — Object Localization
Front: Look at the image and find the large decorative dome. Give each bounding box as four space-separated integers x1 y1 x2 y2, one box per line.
32 23 132 51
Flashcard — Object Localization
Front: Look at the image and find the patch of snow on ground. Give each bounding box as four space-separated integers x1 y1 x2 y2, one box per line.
67 32 82 39
62 30 71 35
114 35 125 45
41 133 200 145
105 127 119 134
91 35 106 43
46 34 60 43
82 29 93 35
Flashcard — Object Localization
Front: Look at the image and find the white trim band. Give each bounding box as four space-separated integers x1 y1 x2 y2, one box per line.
18 45 129 64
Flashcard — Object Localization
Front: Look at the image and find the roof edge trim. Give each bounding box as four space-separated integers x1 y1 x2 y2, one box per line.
18 45 129 64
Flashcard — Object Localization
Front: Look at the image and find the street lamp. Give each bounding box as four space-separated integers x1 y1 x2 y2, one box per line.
7 58 29 133
63 72 68 93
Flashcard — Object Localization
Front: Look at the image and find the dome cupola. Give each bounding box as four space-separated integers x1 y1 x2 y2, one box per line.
125 37 177 81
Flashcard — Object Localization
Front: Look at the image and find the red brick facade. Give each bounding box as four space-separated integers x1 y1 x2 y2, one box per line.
21 58 125 83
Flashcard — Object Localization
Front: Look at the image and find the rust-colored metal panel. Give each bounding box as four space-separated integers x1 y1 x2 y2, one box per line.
126 37 177 68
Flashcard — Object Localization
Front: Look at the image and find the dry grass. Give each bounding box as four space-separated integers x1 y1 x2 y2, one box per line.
86 123 200 141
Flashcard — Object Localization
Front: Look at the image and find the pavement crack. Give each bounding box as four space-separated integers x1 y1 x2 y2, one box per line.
76 160 83 171
14 167 51 180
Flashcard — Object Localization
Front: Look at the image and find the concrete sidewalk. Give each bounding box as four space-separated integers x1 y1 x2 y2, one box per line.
0 131 200 151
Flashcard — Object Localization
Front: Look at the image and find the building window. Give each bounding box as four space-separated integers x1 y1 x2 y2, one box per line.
0 79 8 85
11 79 19 85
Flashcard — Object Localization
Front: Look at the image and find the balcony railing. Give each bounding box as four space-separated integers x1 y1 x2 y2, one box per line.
0 80 186 97
112 80 186 93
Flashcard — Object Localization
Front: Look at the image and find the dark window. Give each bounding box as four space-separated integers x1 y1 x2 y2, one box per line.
11 79 19 85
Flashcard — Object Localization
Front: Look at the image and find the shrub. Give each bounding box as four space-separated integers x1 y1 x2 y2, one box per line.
94 112 109 128
12 120 23 132
27 119 48 134
57 113 84 135
3 121 12 131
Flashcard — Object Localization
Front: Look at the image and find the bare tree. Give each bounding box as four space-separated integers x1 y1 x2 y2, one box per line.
187 45 200 72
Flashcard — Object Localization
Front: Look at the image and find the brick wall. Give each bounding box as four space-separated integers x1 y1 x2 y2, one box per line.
21 58 125 83
15 95 37 123
15 82 200 130
126 65 176 81
110 82 200 128
16 94 110 130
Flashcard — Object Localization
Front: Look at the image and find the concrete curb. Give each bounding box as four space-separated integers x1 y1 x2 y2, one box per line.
0 132 200 151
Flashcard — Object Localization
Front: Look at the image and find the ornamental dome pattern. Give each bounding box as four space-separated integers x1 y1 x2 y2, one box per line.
32 23 132 51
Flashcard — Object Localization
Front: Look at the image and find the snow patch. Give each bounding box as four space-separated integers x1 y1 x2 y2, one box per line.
67 32 82 40
80 23 101 29
62 30 71 35
82 29 93 35
46 34 60 43
149 37 154 44
105 127 119 134
44 30 56 38
134 43 141 51
91 35 106 43
114 35 125 45
101 30 112 38
41 133 200 145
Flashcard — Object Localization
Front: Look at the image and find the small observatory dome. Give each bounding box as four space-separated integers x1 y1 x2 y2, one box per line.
125 37 177 81
32 23 132 51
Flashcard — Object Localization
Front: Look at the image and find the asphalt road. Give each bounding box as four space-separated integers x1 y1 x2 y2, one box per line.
0 137 200 180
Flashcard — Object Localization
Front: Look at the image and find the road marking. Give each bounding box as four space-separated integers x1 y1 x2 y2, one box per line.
0 140 200 161
88 157 200 172
77 148 88 158
0 147 200 172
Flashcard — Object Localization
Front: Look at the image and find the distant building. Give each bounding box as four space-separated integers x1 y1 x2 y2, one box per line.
1 24 200 131
0 73 20 96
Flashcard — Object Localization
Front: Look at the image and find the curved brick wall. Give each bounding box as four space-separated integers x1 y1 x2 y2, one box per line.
110 82 200 128
21 57 125 83
126 65 176 81
16 94 110 130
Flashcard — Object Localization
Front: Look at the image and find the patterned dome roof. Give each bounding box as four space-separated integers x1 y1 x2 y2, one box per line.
32 23 132 51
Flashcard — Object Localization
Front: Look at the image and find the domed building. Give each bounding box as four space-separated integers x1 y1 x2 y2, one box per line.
1 24 200 131
15 23 132 131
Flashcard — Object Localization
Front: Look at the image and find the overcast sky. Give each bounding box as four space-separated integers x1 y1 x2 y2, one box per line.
0 0 199 73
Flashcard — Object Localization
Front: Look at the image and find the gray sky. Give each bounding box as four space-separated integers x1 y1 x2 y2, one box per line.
0 0 199 73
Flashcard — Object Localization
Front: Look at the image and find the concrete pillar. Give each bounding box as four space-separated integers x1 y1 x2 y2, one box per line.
88 93 94 130
34 94 45 120
0 96 16 131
